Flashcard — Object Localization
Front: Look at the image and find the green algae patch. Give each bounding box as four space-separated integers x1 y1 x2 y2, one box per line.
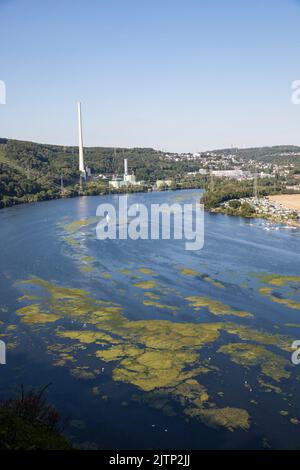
257 378 283 394
53 353 75 367
80 267 94 273
112 349 200 391
169 379 209 407
138 268 157 275
18 295 39 301
259 285 300 311
93 319 222 393
259 287 273 296
218 343 290 382
186 296 252 318
17 304 60 324
81 256 95 263
6 325 17 332
120 320 222 351
57 330 122 345
133 280 156 289
144 292 160 300
268 295 300 311
47 343 84 367
93 321 222 393
16 277 123 326
143 300 179 311
96 344 142 362
177 266 225 288
258 274 300 311
119 268 131 275
185 407 250 432
258 274 300 287
202 276 225 289
101 272 112 279
179 267 200 277
70 367 97 380
18 278 88 300
63 236 81 248
136 379 210 418
0 323 21 351
223 323 291 351
63 217 99 233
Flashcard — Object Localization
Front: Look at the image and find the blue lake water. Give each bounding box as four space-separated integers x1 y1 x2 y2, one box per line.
0 189 300 449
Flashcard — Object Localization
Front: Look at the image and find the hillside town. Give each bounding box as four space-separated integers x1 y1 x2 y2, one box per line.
164 151 296 180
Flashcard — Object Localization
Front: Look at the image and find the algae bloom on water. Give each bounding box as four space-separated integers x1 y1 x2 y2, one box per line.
258 274 300 311
14 276 296 434
186 296 253 318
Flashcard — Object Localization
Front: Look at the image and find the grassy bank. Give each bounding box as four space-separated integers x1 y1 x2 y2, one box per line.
0 386 72 450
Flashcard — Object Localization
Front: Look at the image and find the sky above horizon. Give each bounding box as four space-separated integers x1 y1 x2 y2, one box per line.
0 0 300 152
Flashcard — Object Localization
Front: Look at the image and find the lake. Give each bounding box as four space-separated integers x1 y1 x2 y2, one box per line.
1 189 300 449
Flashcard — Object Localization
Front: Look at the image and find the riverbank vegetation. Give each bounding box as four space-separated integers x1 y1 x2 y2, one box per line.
200 176 300 223
1 138 300 210
200 178 286 210
0 385 71 449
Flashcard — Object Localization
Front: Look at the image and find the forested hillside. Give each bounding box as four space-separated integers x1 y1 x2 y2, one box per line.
200 177 286 210
0 138 210 208
212 145 300 165
1 138 300 209
0 139 170 208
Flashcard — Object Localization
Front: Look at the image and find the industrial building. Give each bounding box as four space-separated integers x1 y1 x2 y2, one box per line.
109 158 141 189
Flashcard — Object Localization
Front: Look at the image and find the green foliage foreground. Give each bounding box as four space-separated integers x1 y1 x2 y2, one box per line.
0 386 72 450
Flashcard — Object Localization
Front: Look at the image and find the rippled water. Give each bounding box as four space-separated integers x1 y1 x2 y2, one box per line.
1 189 300 449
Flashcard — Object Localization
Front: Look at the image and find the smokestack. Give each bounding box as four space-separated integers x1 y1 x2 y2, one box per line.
78 102 86 177
124 158 128 177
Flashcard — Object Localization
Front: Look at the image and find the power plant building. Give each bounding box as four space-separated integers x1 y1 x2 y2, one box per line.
109 158 141 188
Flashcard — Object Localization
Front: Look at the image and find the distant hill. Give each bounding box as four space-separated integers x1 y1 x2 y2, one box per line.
1 138 300 209
0 138 186 208
0 138 164 182
210 145 300 164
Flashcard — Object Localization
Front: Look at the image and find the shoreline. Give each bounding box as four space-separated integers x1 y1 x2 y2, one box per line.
2 185 299 230
205 192 300 229
210 206 300 228
0 184 203 212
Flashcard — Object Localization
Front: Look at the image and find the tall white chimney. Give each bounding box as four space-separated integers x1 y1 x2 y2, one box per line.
124 158 128 179
77 102 86 177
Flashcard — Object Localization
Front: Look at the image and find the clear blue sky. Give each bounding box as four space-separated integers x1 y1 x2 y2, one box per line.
0 0 300 152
